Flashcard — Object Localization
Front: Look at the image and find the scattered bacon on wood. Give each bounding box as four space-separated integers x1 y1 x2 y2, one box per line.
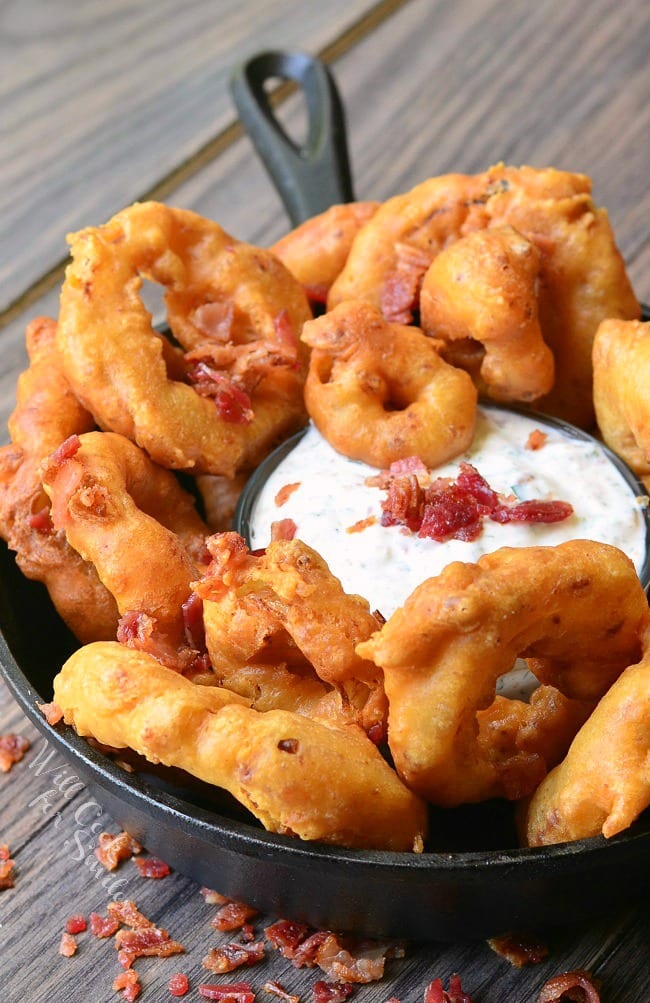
264 919 310 959
309 933 391 983
198 982 256 1002
487 932 549 967
89 911 120 938
424 975 473 1003
290 931 331 968
312 981 355 1003
133 856 171 879
240 924 256 943
203 941 265 973
107 900 154 929
95 831 143 871
270 518 297 541
168 973 190 997
0 844 15 890
262 979 301 1003
59 931 78 957
65 915 87 935
116 926 185 969
0 733 30 772
526 429 548 451
275 482 301 506
211 899 259 932
38 701 64 725
201 888 230 905
113 969 142 1002
537 970 601 1003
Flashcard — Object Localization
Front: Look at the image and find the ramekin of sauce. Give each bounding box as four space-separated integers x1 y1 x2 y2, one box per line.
236 404 650 623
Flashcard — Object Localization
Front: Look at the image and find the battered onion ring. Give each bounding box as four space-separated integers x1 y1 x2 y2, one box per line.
593 318 650 488
41 430 208 649
524 640 650 844
57 202 312 476
270 201 379 303
53 642 427 851
420 225 554 402
356 540 649 806
194 532 386 735
0 317 118 643
328 164 639 427
300 300 477 468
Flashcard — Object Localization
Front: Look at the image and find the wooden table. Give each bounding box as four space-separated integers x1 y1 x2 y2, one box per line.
1 1 649 1000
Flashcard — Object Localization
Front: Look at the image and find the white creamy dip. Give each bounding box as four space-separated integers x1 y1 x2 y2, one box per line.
248 406 648 624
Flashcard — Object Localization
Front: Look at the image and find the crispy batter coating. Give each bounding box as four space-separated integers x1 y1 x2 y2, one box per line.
194 533 386 734
53 643 427 851
593 318 650 488
524 641 650 844
356 540 649 805
300 301 477 468
420 225 554 402
328 164 639 427
270 201 379 303
0 317 118 642
41 431 208 648
57 202 311 476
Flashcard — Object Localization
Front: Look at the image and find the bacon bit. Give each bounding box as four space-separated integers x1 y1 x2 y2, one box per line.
270 518 297 541
264 920 310 959
198 982 256 1002
388 455 429 477
537 970 601 1003
107 900 154 929
310 933 393 984
490 499 574 524
381 474 426 533
113 969 142 1002
134 856 171 879
487 932 549 967
59 931 78 957
381 242 433 323
182 592 206 651
201 888 231 905
65 915 87 935
116 927 185 969
526 429 548 451
192 302 235 342
117 610 197 673
424 975 473 1003
292 931 331 968
90 912 120 938
202 941 265 973
212 900 259 932
312 981 355 1003
0 733 30 772
27 504 54 533
0 844 15 890
275 482 301 506
51 434 81 465
240 924 256 943
263 980 301 1003
273 309 299 360
188 363 254 424
346 516 377 534
38 701 64 725
95 831 143 872
169 973 191 997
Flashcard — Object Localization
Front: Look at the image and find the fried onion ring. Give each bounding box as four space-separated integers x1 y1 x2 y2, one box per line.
593 318 650 488
53 642 427 850
356 540 649 805
57 202 311 476
524 640 650 844
0 317 118 642
300 300 477 468
328 164 639 427
420 225 554 402
41 430 208 649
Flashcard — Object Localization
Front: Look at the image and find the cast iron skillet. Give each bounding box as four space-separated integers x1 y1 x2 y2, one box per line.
2 51 650 942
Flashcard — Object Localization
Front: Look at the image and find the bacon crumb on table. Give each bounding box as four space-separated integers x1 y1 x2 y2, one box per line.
113 969 142 1001
312 981 355 1003
262 979 301 1003
37 701 64 725
424 975 472 1003
0 733 30 772
59 931 78 957
89 911 121 938
487 932 549 967
0 844 15 889
202 940 265 973
169 972 190 997
65 914 87 935
211 899 259 931
537 970 601 1003
198 982 255 1002
116 926 185 969
95 830 142 871
133 855 171 878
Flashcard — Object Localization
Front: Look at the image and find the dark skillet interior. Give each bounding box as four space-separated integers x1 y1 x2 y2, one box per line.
2 401 650 941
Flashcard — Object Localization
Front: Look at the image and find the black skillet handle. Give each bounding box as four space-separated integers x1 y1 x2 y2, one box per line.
230 50 354 227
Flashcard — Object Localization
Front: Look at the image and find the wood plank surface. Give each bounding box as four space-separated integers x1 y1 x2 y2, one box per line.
1 0 650 999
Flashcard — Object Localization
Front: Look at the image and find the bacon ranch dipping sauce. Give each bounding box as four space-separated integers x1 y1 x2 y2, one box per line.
242 405 649 624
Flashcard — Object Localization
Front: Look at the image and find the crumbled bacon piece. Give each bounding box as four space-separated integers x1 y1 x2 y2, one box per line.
198 982 255 1002
490 499 574 524
201 888 230 905
264 919 310 959
526 429 548 450
182 591 206 651
0 733 30 772
240 924 256 942
346 516 377 534
134 856 171 879
312 981 355 1003
116 926 185 969
424 975 472 1003
90 912 120 938
59 931 78 957
38 701 63 725
202 940 265 973
537 970 601 1003
270 518 297 541
273 309 299 361
188 362 254 424
0 844 15 890
292 932 331 968
381 474 425 533
117 610 197 673
487 931 549 967
107 900 154 929
169 973 191 997
381 242 433 323
311 934 391 983
95 831 143 872
51 434 81 464
262 980 301 1003
27 505 54 533
65 915 87 935
275 482 301 506
192 302 235 342
113 969 142 1001
212 899 259 932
